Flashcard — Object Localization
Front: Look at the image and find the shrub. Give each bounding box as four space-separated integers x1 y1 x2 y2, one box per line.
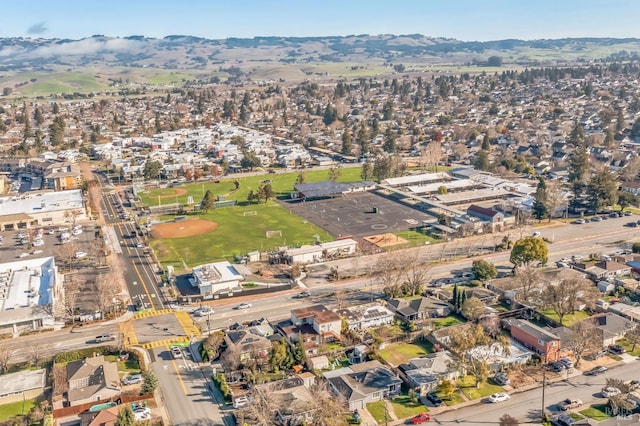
633 243 640 254
213 373 232 402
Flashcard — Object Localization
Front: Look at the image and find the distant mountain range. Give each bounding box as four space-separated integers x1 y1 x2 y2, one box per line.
1 34 639 72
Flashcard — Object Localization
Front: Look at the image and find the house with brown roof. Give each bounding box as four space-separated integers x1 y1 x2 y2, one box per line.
277 304 342 355
65 355 121 407
224 327 272 366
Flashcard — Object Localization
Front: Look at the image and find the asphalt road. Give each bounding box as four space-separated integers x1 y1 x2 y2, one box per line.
99 182 166 311
434 359 640 425
150 346 231 426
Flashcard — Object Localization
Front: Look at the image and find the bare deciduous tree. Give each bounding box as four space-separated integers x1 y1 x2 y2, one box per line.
28 343 50 367
308 379 349 425
62 276 81 322
513 263 540 304
0 345 14 374
566 320 600 367
95 273 120 318
541 272 595 326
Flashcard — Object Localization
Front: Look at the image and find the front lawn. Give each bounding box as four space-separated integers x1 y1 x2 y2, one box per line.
456 375 504 400
0 399 37 422
389 395 428 418
432 315 466 329
366 401 388 424
376 339 433 367
538 309 590 327
438 390 465 406
580 404 612 421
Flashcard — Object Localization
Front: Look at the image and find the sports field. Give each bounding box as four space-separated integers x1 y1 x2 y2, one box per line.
143 168 362 269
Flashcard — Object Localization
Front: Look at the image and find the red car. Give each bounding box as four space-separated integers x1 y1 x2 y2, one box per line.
411 413 431 424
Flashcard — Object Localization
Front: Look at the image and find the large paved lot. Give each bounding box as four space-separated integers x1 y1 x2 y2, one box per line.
0 224 104 315
283 191 431 238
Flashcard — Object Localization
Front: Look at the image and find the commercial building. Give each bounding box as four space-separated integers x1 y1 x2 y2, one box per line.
0 256 62 335
190 261 245 295
0 189 85 231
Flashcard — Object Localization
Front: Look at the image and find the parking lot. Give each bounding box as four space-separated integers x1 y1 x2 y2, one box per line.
0 223 107 318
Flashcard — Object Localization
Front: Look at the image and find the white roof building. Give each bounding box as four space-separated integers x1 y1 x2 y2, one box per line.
0 256 61 335
190 261 245 295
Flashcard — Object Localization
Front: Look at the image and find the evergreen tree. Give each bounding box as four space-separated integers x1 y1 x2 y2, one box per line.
140 370 158 394
115 406 135 426
341 128 352 154
616 108 625 133
361 160 373 181
474 150 491 171
201 189 215 213
532 177 548 221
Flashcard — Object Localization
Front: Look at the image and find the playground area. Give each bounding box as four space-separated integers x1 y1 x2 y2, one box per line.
283 191 431 239
363 232 409 248
150 218 218 238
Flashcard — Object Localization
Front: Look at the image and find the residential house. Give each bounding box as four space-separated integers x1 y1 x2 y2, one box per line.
397 351 459 395
224 327 272 366
386 297 451 322
590 313 636 346
335 303 395 331
308 355 330 370
608 302 640 324
277 305 342 354
503 319 561 362
65 355 121 407
466 340 534 372
574 260 632 280
621 181 640 196
0 369 46 404
324 360 402 410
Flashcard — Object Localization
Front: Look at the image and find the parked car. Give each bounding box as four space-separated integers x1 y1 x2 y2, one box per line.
233 396 250 409
75 251 88 259
133 407 151 421
546 362 565 373
608 344 626 355
602 387 621 398
410 413 431 424
532 231 541 237
591 216 602 222
235 302 252 310
586 350 608 360
558 358 574 369
557 413 574 426
572 219 586 224
559 398 582 410
426 392 443 406
487 392 510 403
493 372 511 386
121 374 143 385
626 221 638 227
585 366 608 376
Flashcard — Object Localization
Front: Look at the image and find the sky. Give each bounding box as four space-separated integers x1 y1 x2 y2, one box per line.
1 0 639 41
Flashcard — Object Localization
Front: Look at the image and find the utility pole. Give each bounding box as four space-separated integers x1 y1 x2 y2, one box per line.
541 366 547 423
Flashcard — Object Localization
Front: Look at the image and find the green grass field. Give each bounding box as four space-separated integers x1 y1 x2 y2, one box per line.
143 167 364 267
0 399 37 422
151 201 334 268
366 401 388 424
456 375 504 400
389 395 428 418
376 339 433 367
579 404 611 421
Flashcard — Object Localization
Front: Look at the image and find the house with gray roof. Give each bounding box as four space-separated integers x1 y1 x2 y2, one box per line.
64 355 121 407
324 360 401 410
387 297 451 322
397 351 459 395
